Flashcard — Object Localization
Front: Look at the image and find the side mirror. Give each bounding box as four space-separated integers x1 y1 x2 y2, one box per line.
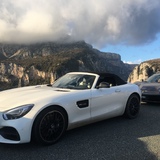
96 82 110 89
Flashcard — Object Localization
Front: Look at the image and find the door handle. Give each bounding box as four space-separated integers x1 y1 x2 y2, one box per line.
115 89 121 92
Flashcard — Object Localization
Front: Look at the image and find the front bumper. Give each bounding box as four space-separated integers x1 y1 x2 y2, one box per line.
0 113 33 144
142 94 160 103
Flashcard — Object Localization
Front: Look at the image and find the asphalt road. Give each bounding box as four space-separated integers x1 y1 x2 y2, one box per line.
0 103 160 160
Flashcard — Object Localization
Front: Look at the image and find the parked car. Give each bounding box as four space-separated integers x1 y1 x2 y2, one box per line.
134 73 160 103
0 72 141 145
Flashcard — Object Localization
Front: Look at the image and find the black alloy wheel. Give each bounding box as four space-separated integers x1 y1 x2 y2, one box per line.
32 106 67 145
124 94 140 119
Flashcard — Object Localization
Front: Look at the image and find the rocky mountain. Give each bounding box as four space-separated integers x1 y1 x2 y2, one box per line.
128 58 160 83
0 41 134 90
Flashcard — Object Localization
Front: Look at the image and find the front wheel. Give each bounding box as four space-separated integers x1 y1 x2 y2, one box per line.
124 94 140 119
32 106 68 145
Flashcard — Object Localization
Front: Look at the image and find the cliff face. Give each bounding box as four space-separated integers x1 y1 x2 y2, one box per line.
128 59 160 83
0 63 54 87
0 41 132 90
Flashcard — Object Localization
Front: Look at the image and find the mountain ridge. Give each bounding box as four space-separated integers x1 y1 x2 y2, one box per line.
0 41 135 90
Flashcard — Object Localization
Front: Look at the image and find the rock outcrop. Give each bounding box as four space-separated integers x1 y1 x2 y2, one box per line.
128 59 160 83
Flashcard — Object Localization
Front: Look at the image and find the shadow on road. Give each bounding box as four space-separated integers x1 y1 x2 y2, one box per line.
0 103 160 160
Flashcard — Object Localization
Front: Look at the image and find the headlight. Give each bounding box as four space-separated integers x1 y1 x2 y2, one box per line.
141 86 157 93
3 104 34 120
141 87 147 93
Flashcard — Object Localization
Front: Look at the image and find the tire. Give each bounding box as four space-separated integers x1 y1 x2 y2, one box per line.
124 94 140 119
32 106 68 145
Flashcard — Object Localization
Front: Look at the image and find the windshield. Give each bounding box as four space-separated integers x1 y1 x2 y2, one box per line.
147 74 160 83
52 74 96 89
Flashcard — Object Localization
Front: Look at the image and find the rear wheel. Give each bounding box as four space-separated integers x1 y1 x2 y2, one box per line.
32 106 68 145
124 94 140 119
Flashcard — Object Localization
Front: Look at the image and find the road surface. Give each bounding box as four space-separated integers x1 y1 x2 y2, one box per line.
0 103 160 160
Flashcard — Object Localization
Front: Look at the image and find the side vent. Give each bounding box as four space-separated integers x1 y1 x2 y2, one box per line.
76 100 89 108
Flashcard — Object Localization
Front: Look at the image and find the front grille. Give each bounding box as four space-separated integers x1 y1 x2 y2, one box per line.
0 127 20 141
142 94 160 102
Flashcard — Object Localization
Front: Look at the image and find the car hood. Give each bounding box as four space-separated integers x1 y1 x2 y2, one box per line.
139 82 160 88
0 85 72 111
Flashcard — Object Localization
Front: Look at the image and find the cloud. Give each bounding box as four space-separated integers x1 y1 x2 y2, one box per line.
0 0 160 47
123 59 142 64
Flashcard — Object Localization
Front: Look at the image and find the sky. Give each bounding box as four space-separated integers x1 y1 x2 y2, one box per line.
0 0 160 64
101 34 160 64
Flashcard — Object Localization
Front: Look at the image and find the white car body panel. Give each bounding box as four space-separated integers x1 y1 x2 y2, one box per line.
0 72 141 144
91 86 127 120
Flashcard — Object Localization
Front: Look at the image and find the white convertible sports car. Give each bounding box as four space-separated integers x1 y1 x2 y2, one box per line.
0 72 141 145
